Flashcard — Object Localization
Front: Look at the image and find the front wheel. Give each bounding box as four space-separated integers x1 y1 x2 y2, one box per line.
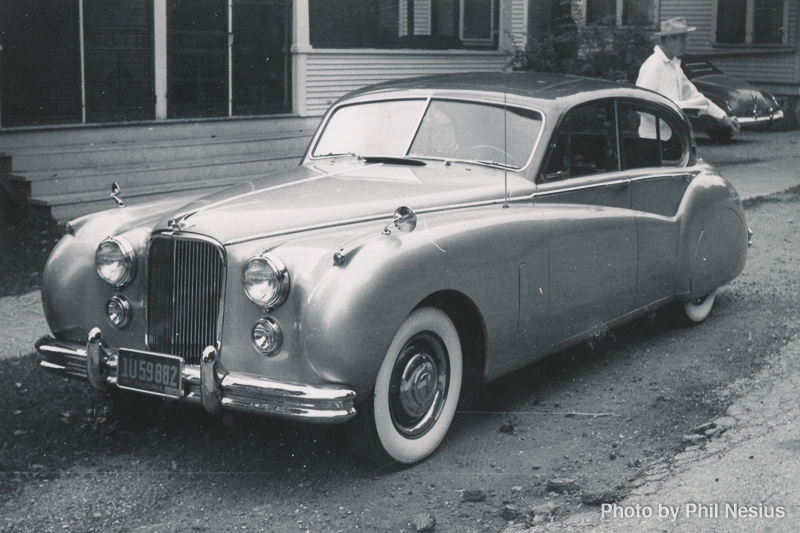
353 307 463 466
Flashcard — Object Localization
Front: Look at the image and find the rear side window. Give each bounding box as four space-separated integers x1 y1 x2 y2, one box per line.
542 102 618 179
618 103 686 169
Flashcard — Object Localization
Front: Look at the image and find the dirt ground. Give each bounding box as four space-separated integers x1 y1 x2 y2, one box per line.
1 157 798 533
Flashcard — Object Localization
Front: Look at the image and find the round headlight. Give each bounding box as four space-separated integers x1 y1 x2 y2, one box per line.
252 317 283 355
106 295 132 329
243 253 289 308
95 237 137 287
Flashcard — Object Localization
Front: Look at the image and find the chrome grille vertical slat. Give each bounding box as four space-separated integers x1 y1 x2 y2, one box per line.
147 234 225 365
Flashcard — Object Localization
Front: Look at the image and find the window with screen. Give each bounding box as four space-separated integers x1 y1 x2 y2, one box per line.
716 0 785 45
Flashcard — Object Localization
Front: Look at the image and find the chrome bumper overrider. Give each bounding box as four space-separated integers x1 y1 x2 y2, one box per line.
737 109 784 127
36 329 357 423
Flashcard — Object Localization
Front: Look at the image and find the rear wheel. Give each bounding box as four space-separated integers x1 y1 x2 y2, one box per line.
353 307 462 466
683 288 719 323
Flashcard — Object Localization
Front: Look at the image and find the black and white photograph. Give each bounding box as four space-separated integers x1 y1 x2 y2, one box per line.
1 1 798 531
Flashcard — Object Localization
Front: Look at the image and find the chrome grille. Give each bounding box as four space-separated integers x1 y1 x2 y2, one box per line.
147 234 225 364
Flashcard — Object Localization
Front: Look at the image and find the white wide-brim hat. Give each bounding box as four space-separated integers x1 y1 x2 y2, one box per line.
655 17 696 36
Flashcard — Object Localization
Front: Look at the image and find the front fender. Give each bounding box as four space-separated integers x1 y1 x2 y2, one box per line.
299 203 544 397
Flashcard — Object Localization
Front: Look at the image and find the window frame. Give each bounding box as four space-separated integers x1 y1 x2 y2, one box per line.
583 0 660 28
308 0 498 50
540 98 690 182
616 99 689 170
712 0 789 47
540 99 621 181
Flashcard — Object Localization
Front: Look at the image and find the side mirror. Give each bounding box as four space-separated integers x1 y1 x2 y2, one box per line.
383 206 417 235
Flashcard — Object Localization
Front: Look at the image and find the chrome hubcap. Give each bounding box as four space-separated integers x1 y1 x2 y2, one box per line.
389 332 449 438
399 354 438 419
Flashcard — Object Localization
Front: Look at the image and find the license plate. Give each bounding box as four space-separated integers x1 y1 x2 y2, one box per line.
117 348 184 399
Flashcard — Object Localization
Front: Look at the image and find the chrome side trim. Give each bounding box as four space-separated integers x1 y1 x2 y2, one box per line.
226 170 705 246
36 335 357 424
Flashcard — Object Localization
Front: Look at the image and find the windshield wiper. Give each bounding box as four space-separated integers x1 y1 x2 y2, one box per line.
360 155 427 166
316 151 360 158
473 159 516 169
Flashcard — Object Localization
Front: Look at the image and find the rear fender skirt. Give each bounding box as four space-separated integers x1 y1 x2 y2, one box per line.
690 207 748 299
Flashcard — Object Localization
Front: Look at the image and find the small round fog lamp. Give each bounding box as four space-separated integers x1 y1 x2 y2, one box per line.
252 317 282 356
106 295 131 329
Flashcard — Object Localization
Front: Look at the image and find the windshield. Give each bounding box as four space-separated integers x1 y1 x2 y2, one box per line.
311 98 543 170
313 99 427 157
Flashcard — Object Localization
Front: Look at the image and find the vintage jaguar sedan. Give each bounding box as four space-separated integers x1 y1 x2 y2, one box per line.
36 72 750 465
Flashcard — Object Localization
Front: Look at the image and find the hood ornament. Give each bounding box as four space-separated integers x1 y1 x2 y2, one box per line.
110 182 125 208
168 212 196 232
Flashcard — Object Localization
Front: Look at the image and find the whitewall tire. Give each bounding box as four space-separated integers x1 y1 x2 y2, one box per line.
364 307 463 465
684 288 719 323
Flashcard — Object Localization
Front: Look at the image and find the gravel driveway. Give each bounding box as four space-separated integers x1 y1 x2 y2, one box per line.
0 291 49 360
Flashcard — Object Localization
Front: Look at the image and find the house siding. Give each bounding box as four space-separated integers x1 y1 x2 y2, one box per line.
298 0 524 116
663 0 800 95
303 50 509 115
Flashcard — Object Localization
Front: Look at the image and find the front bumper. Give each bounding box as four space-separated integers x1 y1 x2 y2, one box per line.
36 329 357 423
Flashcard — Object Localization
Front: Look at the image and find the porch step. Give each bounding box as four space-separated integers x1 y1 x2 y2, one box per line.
29 174 255 221
2 116 320 221
8 131 310 173
11 142 307 197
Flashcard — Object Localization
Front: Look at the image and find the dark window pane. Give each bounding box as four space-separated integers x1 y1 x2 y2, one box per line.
167 0 228 118
310 0 399 47
0 0 82 127
754 0 783 43
717 0 747 43
462 0 492 40
84 0 155 122
622 0 654 26
433 0 457 37
587 0 616 25
232 0 292 115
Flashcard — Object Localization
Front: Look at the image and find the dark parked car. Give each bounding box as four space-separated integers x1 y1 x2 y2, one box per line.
36 72 750 465
682 56 784 141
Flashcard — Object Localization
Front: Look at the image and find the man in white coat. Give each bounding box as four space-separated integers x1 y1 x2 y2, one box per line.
636 17 739 140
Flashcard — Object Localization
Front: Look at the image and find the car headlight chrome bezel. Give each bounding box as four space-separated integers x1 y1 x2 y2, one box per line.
242 253 290 309
95 236 137 288
106 295 132 329
252 317 283 355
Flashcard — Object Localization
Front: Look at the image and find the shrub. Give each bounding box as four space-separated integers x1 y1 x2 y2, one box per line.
511 24 654 84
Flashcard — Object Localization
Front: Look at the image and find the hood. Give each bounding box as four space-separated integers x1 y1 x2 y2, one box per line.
158 159 532 244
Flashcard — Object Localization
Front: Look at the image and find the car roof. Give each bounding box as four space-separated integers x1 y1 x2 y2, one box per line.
335 71 680 114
